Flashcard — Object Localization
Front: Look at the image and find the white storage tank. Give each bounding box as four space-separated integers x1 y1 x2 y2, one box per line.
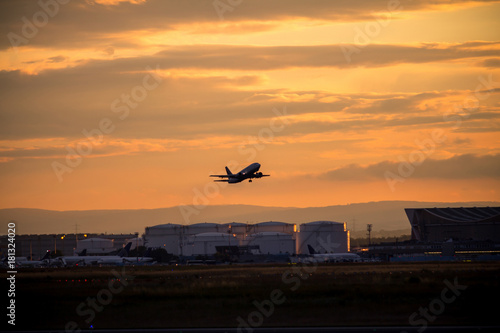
144 223 185 255
223 222 248 243
297 221 349 254
125 237 144 249
183 232 238 256
250 221 296 235
185 223 223 235
77 238 114 254
244 232 295 254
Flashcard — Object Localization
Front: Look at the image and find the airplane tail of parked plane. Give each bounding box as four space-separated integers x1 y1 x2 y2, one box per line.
40 250 51 260
307 244 318 255
122 247 155 264
119 242 133 257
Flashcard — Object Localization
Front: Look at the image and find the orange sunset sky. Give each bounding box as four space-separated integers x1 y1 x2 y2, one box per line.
0 0 499 211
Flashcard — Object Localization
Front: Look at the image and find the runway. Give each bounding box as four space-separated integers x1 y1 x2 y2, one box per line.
6 262 499 331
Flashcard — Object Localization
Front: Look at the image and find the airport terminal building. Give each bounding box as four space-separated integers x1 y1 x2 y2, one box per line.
405 207 500 242
367 206 500 262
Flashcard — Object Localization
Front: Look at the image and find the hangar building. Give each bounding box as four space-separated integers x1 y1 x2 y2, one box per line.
405 207 500 242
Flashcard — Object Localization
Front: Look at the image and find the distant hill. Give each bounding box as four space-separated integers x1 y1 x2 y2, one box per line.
1 201 498 236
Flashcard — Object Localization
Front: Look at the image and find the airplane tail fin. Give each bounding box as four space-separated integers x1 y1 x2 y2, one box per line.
225 166 233 176
118 242 133 257
78 249 87 256
40 251 51 260
307 244 317 255
124 242 132 253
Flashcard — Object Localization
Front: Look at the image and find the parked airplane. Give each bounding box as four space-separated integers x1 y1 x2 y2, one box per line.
210 162 270 183
2 256 27 267
16 251 52 267
57 249 95 266
122 248 154 264
95 242 133 265
307 245 361 263
59 243 132 266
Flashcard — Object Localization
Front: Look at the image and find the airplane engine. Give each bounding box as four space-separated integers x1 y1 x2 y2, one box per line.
255 172 263 178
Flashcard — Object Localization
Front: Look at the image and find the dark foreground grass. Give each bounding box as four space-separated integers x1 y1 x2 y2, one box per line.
5 261 499 330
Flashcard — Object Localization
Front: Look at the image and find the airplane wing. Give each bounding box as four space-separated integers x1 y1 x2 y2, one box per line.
249 172 270 179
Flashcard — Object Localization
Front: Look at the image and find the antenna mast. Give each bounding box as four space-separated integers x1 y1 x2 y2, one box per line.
367 224 372 246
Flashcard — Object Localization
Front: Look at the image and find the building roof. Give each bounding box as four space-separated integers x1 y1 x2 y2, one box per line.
79 237 113 244
189 223 221 228
192 232 233 238
406 207 500 223
301 221 344 225
248 232 292 238
222 222 247 226
256 221 292 226
148 223 183 229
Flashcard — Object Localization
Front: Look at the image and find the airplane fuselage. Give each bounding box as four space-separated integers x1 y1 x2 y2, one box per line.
311 253 361 263
229 162 261 183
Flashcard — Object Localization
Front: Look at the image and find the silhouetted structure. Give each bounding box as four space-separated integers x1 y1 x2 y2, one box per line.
405 207 500 242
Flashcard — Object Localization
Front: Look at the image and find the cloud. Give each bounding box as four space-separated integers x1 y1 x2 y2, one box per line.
7 41 494 76
0 135 266 162
2 0 499 50
1 61 498 142
480 58 500 67
142 42 500 71
46 55 66 63
320 153 500 181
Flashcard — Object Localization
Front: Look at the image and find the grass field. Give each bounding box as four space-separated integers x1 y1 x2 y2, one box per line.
5 261 499 330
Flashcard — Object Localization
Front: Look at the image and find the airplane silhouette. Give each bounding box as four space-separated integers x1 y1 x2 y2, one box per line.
210 163 270 183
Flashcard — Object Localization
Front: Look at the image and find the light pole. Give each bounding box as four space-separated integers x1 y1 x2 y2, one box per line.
135 232 139 263
61 235 66 256
367 224 373 246
29 238 32 261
